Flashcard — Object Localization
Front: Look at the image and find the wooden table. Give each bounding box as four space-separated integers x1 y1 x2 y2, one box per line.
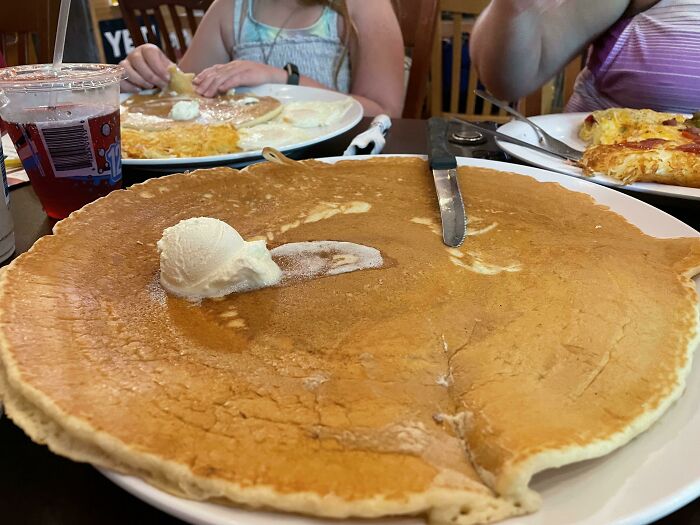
1 118 698 525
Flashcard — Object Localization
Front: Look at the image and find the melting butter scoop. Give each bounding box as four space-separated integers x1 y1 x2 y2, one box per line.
158 217 383 301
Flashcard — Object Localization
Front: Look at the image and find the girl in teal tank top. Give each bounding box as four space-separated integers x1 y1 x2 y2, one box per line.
119 0 405 117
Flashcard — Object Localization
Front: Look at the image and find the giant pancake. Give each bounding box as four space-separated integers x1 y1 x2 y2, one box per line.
0 157 699 524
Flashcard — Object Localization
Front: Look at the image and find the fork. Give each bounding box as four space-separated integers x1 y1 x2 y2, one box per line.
474 89 584 162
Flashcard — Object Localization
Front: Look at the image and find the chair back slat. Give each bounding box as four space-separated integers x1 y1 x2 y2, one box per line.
168 5 188 53
449 13 463 114
17 34 29 66
430 12 443 117
142 9 161 46
119 0 214 61
153 7 177 60
563 53 585 104
396 0 440 118
120 6 145 47
521 91 542 117
185 8 199 34
442 0 489 14
465 62 478 116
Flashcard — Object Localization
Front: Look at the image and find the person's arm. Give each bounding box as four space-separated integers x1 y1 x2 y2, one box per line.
178 0 234 73
470 0 631 101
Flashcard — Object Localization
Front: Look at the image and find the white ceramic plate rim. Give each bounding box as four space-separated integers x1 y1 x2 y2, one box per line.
100 155 700 525
120 84 363 168
496 113 700 201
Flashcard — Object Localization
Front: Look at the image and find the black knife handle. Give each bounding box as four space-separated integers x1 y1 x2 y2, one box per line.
428 117 458 170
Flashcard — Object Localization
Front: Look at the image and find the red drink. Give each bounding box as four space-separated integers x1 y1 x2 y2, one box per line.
0 63 125 219
5 105 122 219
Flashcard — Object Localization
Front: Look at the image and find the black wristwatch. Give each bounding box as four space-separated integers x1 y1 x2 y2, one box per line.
284 63 300 85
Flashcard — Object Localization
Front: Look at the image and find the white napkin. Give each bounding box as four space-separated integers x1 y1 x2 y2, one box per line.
1 134 29 186
343 115 391 156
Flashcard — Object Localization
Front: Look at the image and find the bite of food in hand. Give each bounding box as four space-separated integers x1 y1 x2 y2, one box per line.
167 65 196 96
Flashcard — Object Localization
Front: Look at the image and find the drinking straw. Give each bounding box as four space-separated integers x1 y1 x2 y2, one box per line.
52 0 72 70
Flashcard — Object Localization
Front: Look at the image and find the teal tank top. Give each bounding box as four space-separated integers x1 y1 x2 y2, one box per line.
232 0 351 93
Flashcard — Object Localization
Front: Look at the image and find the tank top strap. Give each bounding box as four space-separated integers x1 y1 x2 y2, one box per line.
320 5 341 40
232 0 248 47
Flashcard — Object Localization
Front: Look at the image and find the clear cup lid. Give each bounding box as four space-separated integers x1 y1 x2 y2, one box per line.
0 63 125 92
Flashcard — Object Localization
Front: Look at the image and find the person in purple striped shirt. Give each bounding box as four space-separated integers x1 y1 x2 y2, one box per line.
470 1 700 114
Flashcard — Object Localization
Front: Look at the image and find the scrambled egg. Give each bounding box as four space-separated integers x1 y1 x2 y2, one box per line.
122 123 240 159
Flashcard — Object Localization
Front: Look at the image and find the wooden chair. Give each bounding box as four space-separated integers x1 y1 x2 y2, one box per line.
119 0 214 62
430 0 501 121
0 0 59 65
430 0 584 120
395 0 440 118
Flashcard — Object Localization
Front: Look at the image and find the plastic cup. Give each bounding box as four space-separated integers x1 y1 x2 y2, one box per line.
0 64 125 219
0 140 15 263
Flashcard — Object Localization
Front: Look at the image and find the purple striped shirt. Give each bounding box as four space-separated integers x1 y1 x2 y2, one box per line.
566 0 700 113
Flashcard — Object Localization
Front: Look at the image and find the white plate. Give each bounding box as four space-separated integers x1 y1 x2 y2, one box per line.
100 156 700 525
496 113 700 201
120 84 363 170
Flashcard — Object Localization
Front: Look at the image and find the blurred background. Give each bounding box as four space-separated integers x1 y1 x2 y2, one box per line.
0 0 581 119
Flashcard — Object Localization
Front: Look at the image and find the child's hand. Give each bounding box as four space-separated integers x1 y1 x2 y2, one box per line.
192 61 287 97
120 44 174 92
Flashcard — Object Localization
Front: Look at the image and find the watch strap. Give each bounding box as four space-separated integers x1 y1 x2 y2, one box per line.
284 63 300 85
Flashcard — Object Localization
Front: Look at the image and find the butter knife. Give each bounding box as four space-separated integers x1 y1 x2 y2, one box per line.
427 117 467 247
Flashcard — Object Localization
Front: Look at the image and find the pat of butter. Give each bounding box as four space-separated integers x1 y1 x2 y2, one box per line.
236 97 259 106
169 100 200 121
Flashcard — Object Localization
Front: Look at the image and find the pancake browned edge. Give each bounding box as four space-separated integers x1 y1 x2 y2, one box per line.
1 158 700 525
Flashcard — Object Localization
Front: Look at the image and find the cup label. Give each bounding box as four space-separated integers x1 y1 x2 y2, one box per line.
0 141 8 205
37 120 99 179
5 108 122 184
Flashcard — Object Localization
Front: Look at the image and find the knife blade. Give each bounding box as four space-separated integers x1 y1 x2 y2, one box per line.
427 117 467 247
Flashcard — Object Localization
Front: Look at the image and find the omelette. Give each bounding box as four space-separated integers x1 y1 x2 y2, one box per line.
578 108 700 187
579 108 688 145
0 157 699 524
